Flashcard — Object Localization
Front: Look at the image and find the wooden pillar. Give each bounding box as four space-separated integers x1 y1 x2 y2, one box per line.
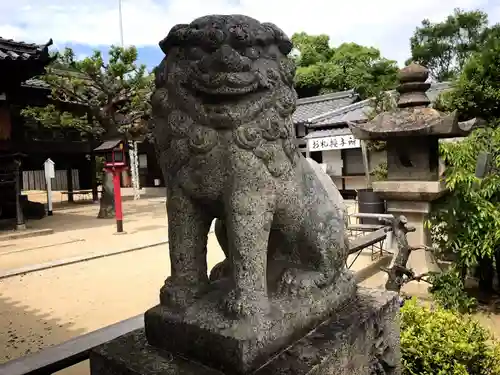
66 165 74 202
14 159 26 230
340 149 346 192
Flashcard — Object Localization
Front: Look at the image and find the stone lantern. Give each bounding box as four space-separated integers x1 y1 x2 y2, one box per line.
349 63 475 267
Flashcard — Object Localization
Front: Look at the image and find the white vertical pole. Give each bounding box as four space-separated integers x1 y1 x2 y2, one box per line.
46 176 53 216
44 159 55 216
133 141 140 195
119 0 141 200
128 141 140 200
118 0 124 47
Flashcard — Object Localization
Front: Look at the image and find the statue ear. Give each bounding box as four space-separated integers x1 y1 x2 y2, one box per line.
159 24 189 54
153 59 166 87
262 22 293 55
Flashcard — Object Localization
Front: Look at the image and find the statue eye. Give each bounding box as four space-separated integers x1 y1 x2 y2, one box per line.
245 47 261 59
186 47 204 60
266 45 280 59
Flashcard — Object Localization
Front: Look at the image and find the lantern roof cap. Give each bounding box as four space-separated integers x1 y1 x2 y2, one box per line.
348 63 474 140
94 139 123 152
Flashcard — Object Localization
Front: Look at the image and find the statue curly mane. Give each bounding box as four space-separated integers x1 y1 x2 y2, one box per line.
150 14 299 178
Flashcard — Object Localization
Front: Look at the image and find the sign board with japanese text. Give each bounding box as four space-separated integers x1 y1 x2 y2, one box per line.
306 134 361 152
44 158 55 179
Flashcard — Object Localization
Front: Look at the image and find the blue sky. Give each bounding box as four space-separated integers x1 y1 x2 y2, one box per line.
1 0 499 72
63 42 163 71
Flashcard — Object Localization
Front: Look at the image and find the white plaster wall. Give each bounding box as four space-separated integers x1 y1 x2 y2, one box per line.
321 150 343 190
316 148 388 191
321 150 342 175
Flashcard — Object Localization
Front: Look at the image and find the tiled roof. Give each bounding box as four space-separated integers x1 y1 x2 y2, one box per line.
22 78 50 89
307 82 453 128
292 90 358 124
304 127 352 139
0 37 53 61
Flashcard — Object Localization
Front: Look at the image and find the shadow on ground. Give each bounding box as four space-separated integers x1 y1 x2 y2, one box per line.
0 292 86 364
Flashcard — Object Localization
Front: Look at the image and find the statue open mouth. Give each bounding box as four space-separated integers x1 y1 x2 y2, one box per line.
191 71 260 99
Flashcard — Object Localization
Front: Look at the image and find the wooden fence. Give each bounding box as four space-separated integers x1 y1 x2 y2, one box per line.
22 169 80 191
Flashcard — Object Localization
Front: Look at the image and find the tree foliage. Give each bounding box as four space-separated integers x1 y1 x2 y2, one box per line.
428 268 477 313
445 25 500 121
21 46 154 140
21 46 154 219
408 8 490 81
291 32 399 99
428 126 500 269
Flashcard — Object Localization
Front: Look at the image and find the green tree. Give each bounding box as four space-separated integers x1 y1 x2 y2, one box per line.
428 126 500 275
292 33 398 99
426 24 500 298
22 46 153 218
408 8 490 81
446 25 500 121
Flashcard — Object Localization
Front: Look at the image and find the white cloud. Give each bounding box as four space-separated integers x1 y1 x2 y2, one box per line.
0 0 498 65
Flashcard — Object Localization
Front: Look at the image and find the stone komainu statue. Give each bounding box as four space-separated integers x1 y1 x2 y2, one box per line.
150 14 353 317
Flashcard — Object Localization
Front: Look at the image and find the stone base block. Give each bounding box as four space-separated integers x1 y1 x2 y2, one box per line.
90 288 401 375
144 271 356 374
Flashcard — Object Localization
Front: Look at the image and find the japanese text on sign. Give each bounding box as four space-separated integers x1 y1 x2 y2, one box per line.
306 134 361 151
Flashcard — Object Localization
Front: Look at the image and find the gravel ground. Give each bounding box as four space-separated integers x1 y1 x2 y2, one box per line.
0 234 225 375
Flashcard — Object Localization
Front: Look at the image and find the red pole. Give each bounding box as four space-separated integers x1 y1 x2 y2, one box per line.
113 168 124 233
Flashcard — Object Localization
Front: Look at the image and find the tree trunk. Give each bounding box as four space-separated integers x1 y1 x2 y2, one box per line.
97 171 115 218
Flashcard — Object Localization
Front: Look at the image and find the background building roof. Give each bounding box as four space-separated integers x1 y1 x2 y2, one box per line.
306 82 452 128
292 90 358 124
303 127 353 139
0 37 53 62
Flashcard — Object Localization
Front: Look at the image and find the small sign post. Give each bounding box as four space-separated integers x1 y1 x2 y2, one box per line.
44 158 55 216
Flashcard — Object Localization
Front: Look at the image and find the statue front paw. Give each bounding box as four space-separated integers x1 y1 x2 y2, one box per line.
221 288 270 319
278 269 329 298
159 276 208 308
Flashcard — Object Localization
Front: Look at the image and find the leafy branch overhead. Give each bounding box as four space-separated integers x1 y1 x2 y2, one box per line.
408 8 491 81
291 32 399 99
21 45 154 139
446 25 500 121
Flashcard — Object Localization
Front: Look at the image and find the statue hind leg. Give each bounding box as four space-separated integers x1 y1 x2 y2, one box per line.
279 210 349 297
209 219 232 282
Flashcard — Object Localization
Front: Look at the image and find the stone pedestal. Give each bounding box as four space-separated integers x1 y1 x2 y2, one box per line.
90 288 401 375
373 180 445 273
145 271 356 374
